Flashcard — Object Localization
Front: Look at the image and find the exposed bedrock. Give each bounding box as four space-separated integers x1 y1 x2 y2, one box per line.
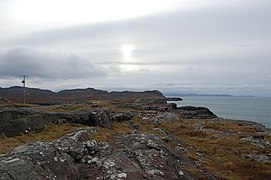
0 127 218 180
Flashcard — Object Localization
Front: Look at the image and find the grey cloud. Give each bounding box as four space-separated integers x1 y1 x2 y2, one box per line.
3 2 271 43
0 47 107 79
2 3 271 66
0 0 271 96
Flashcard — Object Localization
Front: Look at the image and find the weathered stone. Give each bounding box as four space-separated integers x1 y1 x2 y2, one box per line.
0 141 79 180
0 126 220 179
69 144 88 161
0 109 34 126
0 117 45 137
89 109 111 128
175 106 217 119
70 110 93 125
0 106 117 137
110 112 133 122
40 111 72 124
166 97 183 101
110 133 195 180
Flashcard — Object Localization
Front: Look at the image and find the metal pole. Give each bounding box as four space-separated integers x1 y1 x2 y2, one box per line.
20 75 28 104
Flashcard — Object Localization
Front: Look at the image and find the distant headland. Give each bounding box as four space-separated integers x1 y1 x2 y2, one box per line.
165 92 255 97
0 86 165 104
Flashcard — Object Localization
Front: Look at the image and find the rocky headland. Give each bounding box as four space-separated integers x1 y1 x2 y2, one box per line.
165 97 183 101
0 89 270 179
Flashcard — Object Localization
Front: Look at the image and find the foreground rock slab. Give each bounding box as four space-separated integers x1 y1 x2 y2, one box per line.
0 127 216 180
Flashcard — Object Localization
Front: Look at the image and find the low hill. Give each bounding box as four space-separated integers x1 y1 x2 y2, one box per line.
0 86 165 103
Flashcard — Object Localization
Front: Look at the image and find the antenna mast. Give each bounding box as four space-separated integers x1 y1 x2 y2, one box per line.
20 75 28 104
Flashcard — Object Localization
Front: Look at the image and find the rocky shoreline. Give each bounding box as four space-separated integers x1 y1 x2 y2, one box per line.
0 97 271 179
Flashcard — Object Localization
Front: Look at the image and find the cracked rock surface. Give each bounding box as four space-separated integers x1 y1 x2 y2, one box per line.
0 127 214 180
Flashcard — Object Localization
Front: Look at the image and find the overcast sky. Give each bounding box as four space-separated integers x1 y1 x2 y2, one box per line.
0 0 270 96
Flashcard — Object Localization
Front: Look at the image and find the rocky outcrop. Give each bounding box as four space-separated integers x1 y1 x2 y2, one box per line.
0 108 60 137
0 107 133 137
0 128 96 180
175 106 217 119
0 108 41 137
0 127 213 180
0 108 34 124
107 133 194 179
110 112 133 123
0 100 217 138
136 105 217 124
0 117 46 137
140 112 180 124
166 97 183 101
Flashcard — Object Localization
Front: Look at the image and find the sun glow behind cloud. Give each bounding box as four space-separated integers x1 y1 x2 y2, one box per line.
1 0 271 96
121 45 134 60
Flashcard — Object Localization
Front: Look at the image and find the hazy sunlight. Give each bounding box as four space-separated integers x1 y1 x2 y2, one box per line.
121 45 134 60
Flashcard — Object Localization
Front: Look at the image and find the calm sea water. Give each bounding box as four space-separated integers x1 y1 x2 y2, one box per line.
170 96 271 128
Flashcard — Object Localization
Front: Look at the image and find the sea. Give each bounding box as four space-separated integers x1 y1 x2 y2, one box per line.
168 96 271 128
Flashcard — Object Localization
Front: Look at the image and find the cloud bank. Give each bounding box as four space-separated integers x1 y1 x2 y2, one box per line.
0 47 106 79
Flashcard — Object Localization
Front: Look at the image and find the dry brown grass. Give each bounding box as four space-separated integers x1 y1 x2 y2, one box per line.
202 120 262 133
40 104 90 112
93 122 133 141
160 119 271 180
1 112 270 179
92 116 160 142
88 117 271 179
12 103 39 108
0 123 86 154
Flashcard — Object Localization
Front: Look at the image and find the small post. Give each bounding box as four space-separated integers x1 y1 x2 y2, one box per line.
20 75 28 104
